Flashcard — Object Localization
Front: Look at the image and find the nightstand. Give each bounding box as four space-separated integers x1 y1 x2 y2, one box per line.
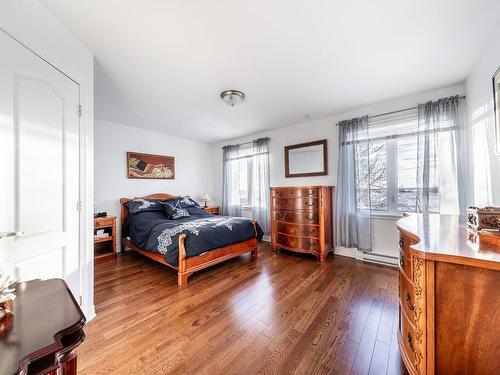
203 206 220 215
94 216 116 259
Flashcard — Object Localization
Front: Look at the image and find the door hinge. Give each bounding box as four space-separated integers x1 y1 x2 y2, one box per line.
76 200 82 211
78 104 82 117
79 296 83 306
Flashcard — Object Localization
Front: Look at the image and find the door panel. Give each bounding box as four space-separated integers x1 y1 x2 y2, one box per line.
13 247 64 281
0 31 81 301
17 76 64 235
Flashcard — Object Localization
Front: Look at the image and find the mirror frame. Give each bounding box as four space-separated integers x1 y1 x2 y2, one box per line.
284 139 328 178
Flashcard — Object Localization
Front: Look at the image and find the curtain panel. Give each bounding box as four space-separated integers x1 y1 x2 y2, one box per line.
251 138 270 234
416 95 469 214
335 115 373 252
222 144 242 217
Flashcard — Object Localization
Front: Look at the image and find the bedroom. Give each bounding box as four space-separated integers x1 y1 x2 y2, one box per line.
1 0 500 374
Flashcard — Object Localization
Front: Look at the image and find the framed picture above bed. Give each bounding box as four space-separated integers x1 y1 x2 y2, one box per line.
127 152 175 179
493 66 500 156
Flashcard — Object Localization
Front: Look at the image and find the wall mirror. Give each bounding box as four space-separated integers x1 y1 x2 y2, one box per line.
285 139 328 177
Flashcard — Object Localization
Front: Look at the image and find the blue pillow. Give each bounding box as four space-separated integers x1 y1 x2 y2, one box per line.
126 199 164 214
164 200 190 219
186 206 209 216
179 196 200 208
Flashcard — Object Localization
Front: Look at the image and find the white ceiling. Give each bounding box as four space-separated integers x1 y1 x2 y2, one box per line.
41 0 500 143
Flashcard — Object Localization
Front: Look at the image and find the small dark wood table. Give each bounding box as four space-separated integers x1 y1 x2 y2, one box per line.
0 279 86 375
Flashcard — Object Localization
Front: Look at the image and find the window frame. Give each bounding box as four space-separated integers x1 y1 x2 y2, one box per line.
226 143 269 209
354 108 455 215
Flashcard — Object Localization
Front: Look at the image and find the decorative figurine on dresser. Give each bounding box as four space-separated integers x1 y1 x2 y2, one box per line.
270 186 333 262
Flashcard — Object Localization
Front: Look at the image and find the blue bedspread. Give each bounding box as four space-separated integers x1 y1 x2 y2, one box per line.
124 211 263 266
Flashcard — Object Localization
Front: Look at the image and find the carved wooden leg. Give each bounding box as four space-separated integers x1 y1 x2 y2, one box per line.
251 246 258 257
59 350 77 375
178 272 189 287
319 253 327 262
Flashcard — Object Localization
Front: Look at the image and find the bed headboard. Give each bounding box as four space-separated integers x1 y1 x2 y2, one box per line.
119 193 179 226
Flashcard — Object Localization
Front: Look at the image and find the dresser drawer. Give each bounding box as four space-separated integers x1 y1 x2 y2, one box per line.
399 271 416 325
273 210 319 225
399 307 417 369
272 188 318 198
276 233 320 251
273 197 319 211
399 234 411 258
275 222 319 238
399 249 412 279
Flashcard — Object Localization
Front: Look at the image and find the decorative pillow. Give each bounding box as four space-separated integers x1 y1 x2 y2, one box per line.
179 196 200 208
164 200 190 219
185 206 208 216
126 199 164 214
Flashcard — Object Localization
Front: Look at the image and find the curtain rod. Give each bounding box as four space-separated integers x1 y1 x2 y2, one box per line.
221 137 270 150
336 95 466 125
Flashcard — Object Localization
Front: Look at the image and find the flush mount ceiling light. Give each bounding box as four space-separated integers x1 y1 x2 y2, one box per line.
220 90 245 107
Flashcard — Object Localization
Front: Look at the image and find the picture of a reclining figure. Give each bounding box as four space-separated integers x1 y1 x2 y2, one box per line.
127 152 175 179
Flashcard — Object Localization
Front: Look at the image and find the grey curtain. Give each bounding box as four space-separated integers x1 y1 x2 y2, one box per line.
335 116 372 252
222 144 242 217
416 95 468 214
251 138 270 234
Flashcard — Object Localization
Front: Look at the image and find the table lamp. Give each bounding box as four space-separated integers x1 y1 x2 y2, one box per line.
200 192 211 208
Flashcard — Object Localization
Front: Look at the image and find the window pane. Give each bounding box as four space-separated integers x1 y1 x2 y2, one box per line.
356 141 388 211
238 159 249 205
397 135 439 212
397 136 417 212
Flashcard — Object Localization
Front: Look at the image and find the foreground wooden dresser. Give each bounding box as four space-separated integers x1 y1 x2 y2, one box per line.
271 186 333 261
0 279 85 375
396 214 500 375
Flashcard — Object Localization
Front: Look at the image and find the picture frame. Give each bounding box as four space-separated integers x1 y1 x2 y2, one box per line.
127 152 175 179
493 66 500 156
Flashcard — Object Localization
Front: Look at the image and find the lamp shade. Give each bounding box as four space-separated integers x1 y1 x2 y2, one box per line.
200 192 211 202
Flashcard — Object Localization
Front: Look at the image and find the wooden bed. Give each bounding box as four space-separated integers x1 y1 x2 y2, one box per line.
120 193 258 286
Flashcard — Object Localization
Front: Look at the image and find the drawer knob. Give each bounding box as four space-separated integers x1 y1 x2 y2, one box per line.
405 291 414 311
407 332 416 352
306 214 314 221
400 257 405 268
399 238 404 249
277 212 284 219
306 201 315 206
95 222 100 227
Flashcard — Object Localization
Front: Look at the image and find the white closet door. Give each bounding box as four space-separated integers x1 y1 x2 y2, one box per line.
0 31 81 301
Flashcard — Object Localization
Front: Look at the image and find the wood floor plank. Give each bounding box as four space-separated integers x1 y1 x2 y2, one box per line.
78 243 406 375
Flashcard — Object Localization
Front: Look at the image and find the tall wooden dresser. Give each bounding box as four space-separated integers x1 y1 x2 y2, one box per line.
271 186 333 262
397 214 500 375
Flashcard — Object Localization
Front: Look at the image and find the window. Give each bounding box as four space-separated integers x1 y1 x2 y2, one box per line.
229 145 254 207
355 109 446 214
224 141 270 209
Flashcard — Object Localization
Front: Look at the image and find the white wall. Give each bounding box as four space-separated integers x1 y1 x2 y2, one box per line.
466 19 500 206
0 1 95 319
211 83 465 259
94 119 212 250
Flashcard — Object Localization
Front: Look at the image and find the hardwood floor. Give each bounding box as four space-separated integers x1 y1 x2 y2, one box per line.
79 243 408 375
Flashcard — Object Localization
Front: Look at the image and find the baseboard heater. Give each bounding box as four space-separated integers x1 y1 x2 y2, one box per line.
361 252 398 267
